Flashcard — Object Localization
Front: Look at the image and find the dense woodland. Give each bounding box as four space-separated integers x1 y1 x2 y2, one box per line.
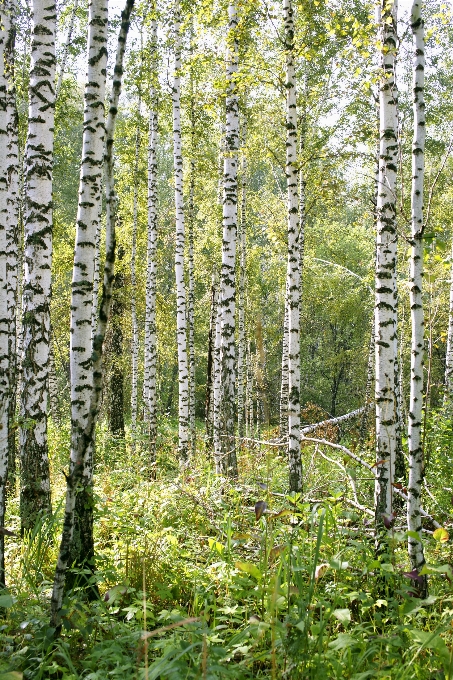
0 0 453 676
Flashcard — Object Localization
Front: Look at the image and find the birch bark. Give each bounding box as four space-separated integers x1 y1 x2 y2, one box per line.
0 2 10 586
188 159 196 454
144 13 158 471
237 120 247 442
284 0 302 493
407 0 427 596
5 0 19 494
51 0 134 626
375 0 399 531
130 94 141 446
219 0 239 476
205 273 218 450
172 0 189 461
279 286 289 439
20 0 56 531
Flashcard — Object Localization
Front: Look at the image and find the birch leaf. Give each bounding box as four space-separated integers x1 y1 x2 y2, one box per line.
328 633 357 650
332 608 351 624
433 527 449 543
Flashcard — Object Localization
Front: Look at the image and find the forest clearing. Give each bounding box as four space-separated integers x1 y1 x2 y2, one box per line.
1 0 453 677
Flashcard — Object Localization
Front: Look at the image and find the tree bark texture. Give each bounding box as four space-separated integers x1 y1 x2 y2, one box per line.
20 0 56 532
130 93 141 447
374 0 399 533
144 14 158 471
218 0 239 476
407 0 427 597
172 0 189 461
237 120 247 442
284 0 302 493
0 1 10 587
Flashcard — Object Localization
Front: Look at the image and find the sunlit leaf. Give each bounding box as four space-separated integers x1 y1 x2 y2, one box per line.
235 561 262 579
328 633 358 650
314 563 329 580
433 527 449 543
332 608 351 624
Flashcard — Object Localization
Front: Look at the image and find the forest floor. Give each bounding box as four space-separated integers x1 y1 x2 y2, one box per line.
1 416 453 679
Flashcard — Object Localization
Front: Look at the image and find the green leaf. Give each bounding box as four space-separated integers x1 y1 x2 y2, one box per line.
235 562 262 579
420 563 453 578
328 633 358 651
208 538 224 554
0 673 23 680
0 594 14 608
332 608 351 624
406 530 422 541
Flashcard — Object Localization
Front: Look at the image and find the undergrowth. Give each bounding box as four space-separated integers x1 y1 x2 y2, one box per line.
1 417 453 679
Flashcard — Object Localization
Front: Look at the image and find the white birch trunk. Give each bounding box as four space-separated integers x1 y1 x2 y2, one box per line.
5 0 19 493
172 0 189 461
188 159 196 454
130 94 141 445
246 340 254 438
218 0 239 476
56 0 79 97
284 0 302 493
237 123 246 442
51 0 109 626
374 0 399 528
0 3 10 586
445 244 453 400
20 0 56 531
213 289 223 472
144 15 158 470
407 0 427 596
205 273 218 449
279 285 289 439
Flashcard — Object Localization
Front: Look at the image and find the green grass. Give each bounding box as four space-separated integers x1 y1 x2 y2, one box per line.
1 418 453 679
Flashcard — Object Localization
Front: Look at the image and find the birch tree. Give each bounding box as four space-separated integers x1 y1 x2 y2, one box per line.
143 12 158 470
51 0 108 606
172 0 189 461
237 121 247 441
51 0 134 625
218 0 239 477
284 0 302 493
445 250 453 401
407 0 427 596
0 1 10 586
374 0 399 531
20 0 56 531
130 95 141 446
5 0 19 491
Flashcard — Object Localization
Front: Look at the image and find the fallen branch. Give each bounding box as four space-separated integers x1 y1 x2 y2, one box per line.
141 617 200 640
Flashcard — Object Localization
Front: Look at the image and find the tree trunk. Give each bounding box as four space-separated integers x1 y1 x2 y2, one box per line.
407 0 427 597
237 119 247 442
188 160 196 454
445 242 453 401
284 0 302 493
374 0 399 539
143 13 158 472
279 286 289 439
56 0 79 97
0 1 11 587
108 247 125 437
20 0 56 532
205 274 218 450
218 0 239 477
130 93 141 448
172 0 189 461
5 0 19 498
51 0 134 627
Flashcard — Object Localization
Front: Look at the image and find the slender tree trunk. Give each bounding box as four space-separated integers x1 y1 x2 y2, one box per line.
445 243 453 401
91 220 101 342
20 0 56 532
130 93 141 447
144 14 158 471
284 0 302 493
51 0 134 627
108 247 125 437
172 0 189 461
188 160 196 454
213 286 223 472
55 0 79 97
5 0 19 496
246 341 254 437
0 2 11 587
205 273 218 450
375 0 399 536
218 0 239 477
237 120 247 442
407 0 427 597
279 286 289 439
